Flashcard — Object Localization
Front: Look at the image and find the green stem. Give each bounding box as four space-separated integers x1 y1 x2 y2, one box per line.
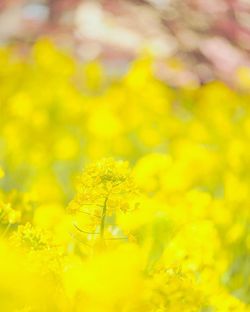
100 196 108 240
1 222 10 238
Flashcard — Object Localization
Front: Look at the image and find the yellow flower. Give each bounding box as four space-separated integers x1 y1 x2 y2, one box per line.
68 158 138 242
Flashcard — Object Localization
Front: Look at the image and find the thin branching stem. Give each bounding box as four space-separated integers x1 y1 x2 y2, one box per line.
73 223 100 235
1 222 11 238
105 237 127 240
79 203 103 208
78 210 101 218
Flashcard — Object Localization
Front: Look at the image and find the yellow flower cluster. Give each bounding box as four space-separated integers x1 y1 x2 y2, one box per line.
0 39 250 311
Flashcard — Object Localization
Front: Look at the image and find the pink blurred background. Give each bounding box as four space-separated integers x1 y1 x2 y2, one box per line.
1 0 250 86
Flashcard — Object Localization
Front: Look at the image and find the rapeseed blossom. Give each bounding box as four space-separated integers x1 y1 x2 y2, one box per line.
0 39 250 311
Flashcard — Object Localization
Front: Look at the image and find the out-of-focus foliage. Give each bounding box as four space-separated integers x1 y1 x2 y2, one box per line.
0 39 250 311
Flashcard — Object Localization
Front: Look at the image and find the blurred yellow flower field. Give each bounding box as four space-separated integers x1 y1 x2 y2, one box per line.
0 39 250 311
